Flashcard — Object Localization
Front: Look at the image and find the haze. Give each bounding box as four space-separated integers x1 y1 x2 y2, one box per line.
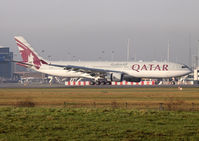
0 0 199 65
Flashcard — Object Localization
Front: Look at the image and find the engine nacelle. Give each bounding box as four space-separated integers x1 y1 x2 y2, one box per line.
106 73 141 82
111 72 123 82
123 75 141 82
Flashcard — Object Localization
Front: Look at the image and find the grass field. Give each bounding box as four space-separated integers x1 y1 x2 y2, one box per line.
0 88 199 140
0 88 199 110
1 108 199 141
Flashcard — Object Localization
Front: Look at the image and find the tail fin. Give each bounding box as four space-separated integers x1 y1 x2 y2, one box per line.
14 36 48 69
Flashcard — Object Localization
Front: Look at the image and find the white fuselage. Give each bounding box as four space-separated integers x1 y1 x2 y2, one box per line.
32 61 191 79
14 36 192 80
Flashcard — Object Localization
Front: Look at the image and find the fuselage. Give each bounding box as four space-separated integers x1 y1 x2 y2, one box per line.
35 61 192 78
14 36 192 81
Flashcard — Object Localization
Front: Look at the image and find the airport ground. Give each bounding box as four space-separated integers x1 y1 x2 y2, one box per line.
0 87 199 140
0 82 199 89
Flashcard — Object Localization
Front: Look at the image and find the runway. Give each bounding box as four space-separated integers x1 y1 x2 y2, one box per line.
0 83 198 88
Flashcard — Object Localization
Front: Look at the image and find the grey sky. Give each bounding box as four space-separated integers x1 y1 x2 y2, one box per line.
0 0 199 64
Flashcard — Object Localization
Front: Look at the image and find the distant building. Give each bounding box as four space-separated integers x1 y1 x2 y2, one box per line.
15 64 27 72
0 47 14 79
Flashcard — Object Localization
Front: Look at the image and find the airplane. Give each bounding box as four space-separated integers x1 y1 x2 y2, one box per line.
14 36 192 85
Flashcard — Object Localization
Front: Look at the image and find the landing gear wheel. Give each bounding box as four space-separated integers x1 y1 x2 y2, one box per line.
100 81 106 85
171 81 175 85
106 82 112 85
95 81 101 85
90 81 95 85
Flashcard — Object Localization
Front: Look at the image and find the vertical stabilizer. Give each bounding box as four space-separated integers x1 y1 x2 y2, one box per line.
14 36 48 69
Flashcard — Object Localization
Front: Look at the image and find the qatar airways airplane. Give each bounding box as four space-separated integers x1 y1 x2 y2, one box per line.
14 36 192 84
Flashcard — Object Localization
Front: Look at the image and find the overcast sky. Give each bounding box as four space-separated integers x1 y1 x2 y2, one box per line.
0 0 199 65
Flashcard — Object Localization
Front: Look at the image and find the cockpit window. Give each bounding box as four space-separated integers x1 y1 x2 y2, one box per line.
182 65 189 68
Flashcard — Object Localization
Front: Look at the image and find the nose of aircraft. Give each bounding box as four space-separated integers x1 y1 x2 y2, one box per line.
186 67 193 74
181 64 192 75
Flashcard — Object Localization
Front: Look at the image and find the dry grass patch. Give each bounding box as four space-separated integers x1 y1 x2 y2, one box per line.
15 98 35 107
0 88 198 110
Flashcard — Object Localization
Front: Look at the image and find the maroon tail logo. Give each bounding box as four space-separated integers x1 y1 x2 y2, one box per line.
15 38 41 69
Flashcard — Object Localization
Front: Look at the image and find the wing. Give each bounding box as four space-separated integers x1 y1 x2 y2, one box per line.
49 63 121 77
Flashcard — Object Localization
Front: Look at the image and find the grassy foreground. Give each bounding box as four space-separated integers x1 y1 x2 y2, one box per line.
1 88 199 140
1 107 199 141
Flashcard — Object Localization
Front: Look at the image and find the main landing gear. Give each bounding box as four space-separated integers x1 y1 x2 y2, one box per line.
90 81 112 85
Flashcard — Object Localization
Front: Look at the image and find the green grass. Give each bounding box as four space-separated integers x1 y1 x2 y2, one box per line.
1 88 199 140
1 107 199 141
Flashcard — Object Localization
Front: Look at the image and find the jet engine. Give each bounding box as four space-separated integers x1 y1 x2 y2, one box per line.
106 73 141 82
111 72 123 81
123 75 141 82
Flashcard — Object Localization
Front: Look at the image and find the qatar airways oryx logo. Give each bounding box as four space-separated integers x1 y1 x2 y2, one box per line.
132 64 168 72
15 38 41 69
